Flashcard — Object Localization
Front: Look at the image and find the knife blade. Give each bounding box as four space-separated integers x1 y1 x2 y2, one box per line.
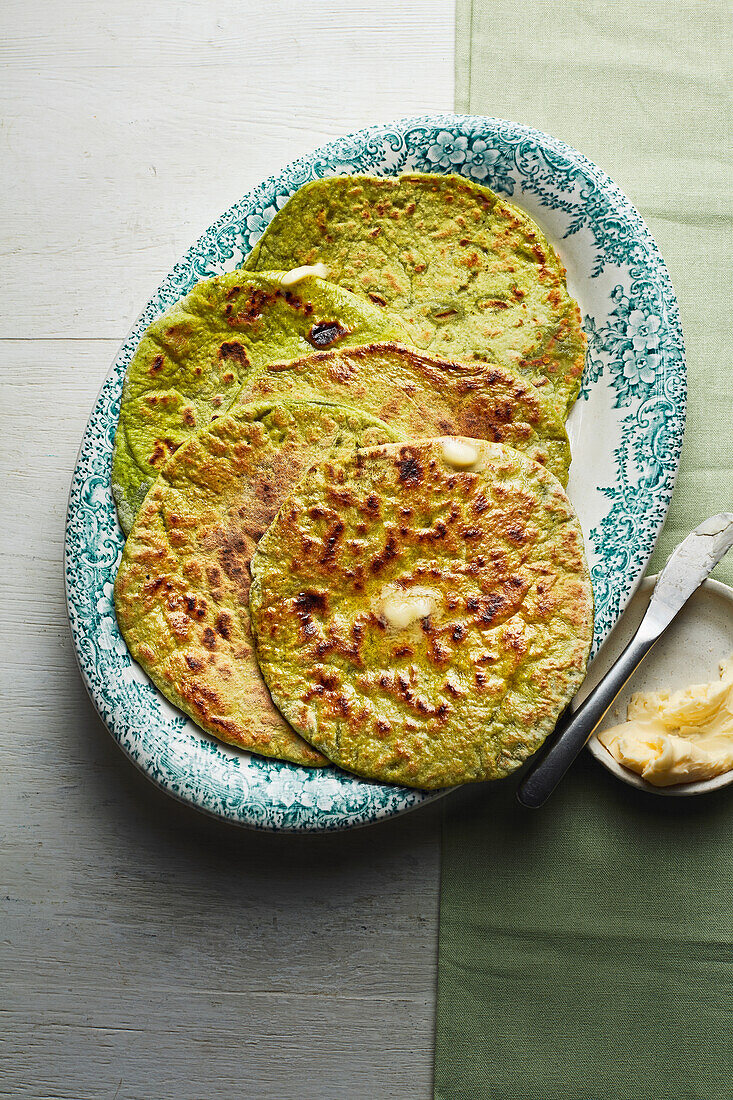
641 512 733 636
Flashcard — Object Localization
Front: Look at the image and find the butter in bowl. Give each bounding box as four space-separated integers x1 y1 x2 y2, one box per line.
587 577 733 797
597 656 733 787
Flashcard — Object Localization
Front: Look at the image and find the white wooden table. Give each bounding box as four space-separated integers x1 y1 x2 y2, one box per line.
0 3 455 1096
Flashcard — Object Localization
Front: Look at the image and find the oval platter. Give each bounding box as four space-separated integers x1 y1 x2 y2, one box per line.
65 115 686 831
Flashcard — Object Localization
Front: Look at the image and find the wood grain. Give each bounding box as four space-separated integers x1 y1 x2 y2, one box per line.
0 3 454 1096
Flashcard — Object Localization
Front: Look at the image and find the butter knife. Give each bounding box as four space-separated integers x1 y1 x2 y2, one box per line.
517 512 733 808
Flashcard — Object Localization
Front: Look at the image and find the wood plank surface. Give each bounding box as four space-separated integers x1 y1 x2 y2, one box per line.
0 4 455 1097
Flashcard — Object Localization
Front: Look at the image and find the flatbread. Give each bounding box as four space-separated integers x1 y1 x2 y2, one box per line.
244 174 586 418
112 271 406 533
114 400 402 767
237 340 570 485
250 438 594 788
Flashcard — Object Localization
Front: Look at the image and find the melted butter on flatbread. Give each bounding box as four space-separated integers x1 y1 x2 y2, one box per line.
278 263 329 286
441 438 480 469
376 583 442 630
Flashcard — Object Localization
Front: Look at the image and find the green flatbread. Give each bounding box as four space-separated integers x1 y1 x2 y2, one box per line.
114 400 402 767
237 340 570 486
245 173 586 419
112 271 406 533
250 438 594 788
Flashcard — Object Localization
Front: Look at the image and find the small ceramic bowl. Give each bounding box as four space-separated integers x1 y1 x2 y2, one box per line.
585 576 733 797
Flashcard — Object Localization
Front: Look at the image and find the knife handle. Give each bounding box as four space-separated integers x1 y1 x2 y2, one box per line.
516 628 658 808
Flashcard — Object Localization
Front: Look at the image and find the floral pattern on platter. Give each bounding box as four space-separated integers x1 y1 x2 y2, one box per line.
65 114 685 831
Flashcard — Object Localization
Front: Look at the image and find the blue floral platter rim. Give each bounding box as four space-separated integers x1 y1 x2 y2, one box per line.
64 113 686 832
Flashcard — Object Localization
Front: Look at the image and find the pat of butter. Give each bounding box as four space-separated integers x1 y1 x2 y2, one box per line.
441 439 480 469
377 584 442 630
598 656 733 786
278 263 329 287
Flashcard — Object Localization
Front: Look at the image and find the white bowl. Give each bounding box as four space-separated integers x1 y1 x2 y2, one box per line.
585 576 733 796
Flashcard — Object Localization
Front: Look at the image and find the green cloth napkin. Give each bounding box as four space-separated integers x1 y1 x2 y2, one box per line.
436 760 733 1100
436 4 733 1098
